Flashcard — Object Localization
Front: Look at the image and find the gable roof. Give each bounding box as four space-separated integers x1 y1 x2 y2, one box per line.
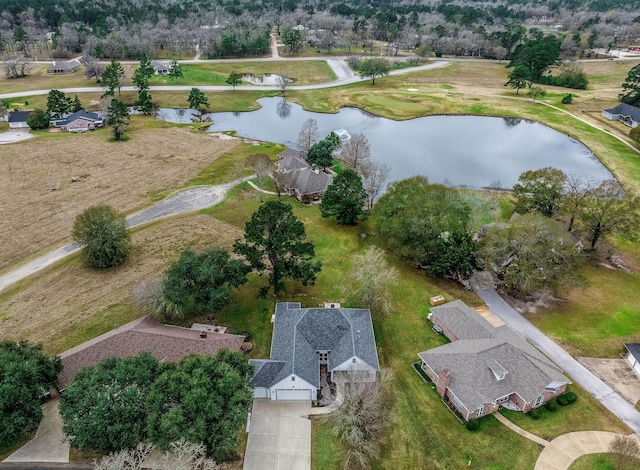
58 315 245 389
283 167 333 196
47 60 80 71
151 60 169 71
277 149 309 171
251 303 379 389
419 301 569 411
604 103 640 122
625 343 640 360
8 111 32 123
51 110 102 127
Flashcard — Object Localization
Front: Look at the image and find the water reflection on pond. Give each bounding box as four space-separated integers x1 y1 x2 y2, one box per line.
156 97 613 189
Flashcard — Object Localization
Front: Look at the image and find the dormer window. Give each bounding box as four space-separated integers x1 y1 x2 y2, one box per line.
487 359 508 381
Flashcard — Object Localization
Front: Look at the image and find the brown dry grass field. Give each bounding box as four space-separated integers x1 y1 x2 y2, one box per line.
0 214 242 355
0 124 239 272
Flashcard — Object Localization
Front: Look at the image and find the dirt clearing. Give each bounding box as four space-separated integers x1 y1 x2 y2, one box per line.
0 126 239 272
0 214 242 354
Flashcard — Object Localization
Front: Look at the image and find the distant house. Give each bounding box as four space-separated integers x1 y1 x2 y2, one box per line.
602 103 640 128
249 302 380 401
8 111 32 129
47 60 81 74
58 315 245 390
275 148 334 203
623 344 640 377
50 110 104 132
151 60 169 75
419 300 570 422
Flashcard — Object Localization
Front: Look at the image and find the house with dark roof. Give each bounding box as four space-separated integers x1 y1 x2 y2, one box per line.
602 103 640 128
152 60 169 75
275 148 334 203
249 302 380 400
47 60 81 74
419 300 570 421
58 315 245 389
50 110 104 132
624 344 640 377
8 111 32 129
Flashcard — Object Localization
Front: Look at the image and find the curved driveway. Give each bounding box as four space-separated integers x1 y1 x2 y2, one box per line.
475 287 640 435
0 177 254 293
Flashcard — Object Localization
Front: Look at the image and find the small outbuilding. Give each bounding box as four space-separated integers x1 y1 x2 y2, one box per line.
624 343 640 377
8 111 32 128
151 60 169 75
47 60 81 74
602 103 640 128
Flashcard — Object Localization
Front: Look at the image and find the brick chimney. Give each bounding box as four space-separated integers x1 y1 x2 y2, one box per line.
436 368 451 397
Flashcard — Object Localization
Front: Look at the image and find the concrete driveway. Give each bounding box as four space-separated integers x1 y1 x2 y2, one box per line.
243 400 311 470
578 358 640 406
0 129 33 144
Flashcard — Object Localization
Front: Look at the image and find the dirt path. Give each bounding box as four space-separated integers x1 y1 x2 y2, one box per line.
0 176 254 294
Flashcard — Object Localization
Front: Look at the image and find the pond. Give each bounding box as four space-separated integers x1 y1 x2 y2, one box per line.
155 97 613 190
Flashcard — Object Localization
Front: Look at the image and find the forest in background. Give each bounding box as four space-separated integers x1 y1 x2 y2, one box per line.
1 0 640 60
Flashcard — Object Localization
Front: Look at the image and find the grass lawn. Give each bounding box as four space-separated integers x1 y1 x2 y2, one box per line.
568 453 640 470
148 60 336 86
204 191 630 469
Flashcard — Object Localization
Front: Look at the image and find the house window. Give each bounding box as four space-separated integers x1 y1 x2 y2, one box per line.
452 395 464 411
476 406 484 417
534 395 543 407
497 395 509 403
291 376 295 381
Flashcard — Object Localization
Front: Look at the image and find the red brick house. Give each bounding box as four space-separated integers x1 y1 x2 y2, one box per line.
419 300 570 421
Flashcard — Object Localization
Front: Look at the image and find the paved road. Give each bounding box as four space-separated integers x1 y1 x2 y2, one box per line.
476 288 640 435
0 60 449 100
243 400 311 470
0 177 254 293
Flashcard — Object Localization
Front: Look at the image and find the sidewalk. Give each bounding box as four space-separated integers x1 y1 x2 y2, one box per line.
492 412 549 447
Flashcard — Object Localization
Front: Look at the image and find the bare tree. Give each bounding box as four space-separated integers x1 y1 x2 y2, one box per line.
132 279 182 323
327 369 393 470
229 159 247 182
3 52 31 78
271 167 289 200
562 173 595 232
297 118 319 152
347 246 398 314
94 442 154 470
247 153 272 203
608 435 640 470
361 161 390 210
276 74 292 96
340 133 371 173
165 439 219 470
82 54 104 83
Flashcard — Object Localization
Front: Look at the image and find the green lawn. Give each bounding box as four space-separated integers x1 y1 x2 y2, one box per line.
568 453 640 470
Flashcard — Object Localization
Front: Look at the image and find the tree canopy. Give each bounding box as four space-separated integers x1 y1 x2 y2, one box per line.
46 89 71 119
168 60 183 84
162 248 250 319
375 177 472 269
282 28 303 55
72 204 131 268
619 63 640 107
307 139 335 168
297 118 319 153
101 60 125 98
320 169 368 224
27 108 50 130
360 58 390 85
146 351 254 461
59 352 163 454
233 200 321 295
225 71 243 90
506 34 562 82
1 340 62 445
512 167 567 217
504 65 531 94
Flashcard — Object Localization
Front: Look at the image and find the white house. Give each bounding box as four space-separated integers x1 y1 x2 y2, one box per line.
249 302 380 401
602 103 640 128
624 344 640 377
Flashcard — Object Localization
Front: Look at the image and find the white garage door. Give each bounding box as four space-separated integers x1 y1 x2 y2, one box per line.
275 389 312 400
253 387 269 398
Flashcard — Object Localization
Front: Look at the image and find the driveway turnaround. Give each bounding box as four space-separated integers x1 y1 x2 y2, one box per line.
243 399 311 470
3 399 69 463
534 431 640 470
475 287 640 435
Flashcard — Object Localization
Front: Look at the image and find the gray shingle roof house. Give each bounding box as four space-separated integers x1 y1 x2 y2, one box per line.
47 60 81 74
602 103 640 128
58 315 245 389
50 110 104 132
419 300 570 421
8 110 32 128
151 60 169 75
249 302 380 400
275 148 334 203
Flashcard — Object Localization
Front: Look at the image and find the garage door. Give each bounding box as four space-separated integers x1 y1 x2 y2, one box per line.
275 389 312 400
253 387 269 398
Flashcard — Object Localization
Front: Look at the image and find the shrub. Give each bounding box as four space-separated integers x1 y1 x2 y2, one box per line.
528 408 541 419
565 392 577 404
557 395 569 406
347 56 362 70
466 420 480 431
26 108 50 130
545 400 559 412
561 93 573 104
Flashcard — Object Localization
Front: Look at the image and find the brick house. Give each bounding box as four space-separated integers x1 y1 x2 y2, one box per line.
274 148 334 203
50 110 104 132
418 300 570 421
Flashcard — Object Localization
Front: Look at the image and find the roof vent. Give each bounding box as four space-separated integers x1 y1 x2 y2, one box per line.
325 302 340 309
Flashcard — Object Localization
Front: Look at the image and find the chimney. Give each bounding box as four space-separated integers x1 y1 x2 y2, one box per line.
436 368 451 397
